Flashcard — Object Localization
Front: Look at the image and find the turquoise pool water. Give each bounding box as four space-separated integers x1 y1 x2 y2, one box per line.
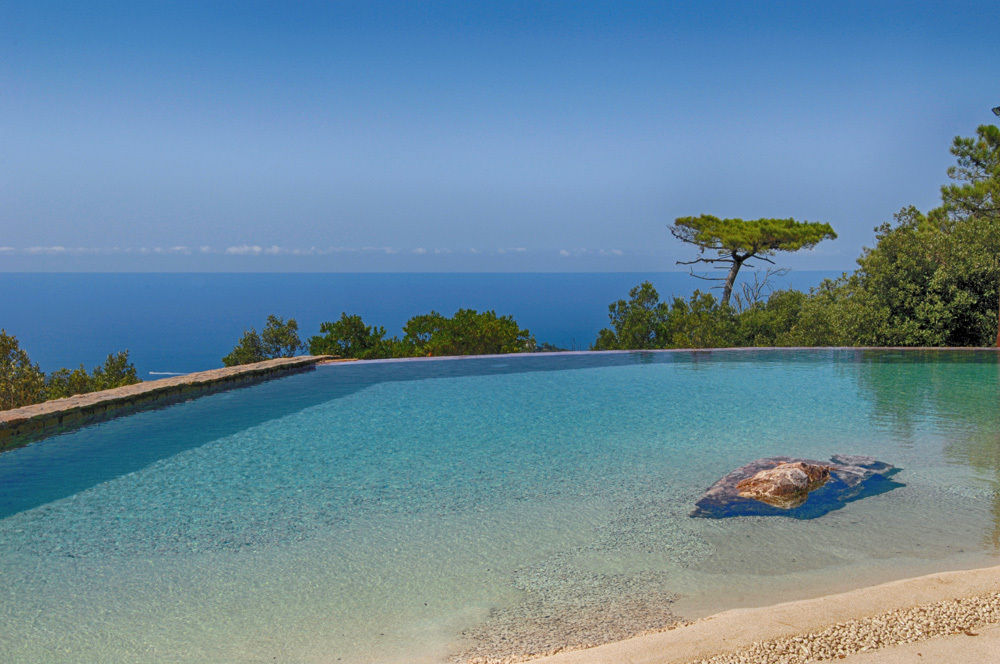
2 350 999 662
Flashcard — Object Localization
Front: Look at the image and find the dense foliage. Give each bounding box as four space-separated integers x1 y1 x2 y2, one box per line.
0 330 46 409
798 124 999 348
222 315 303 367
592 282 807 350
1 329 140 409
309 309 536 359
46 352 140 399
307 313 400 359
402 309 535 356
598 123 1000 350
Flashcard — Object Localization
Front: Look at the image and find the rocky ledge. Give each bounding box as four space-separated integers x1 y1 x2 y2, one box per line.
691 454 903 519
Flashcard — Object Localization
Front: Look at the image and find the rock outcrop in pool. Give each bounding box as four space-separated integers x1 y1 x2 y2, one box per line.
736 460 832 509
691 454 903 519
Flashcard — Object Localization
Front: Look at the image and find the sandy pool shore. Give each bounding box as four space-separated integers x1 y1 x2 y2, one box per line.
521 564 1000 664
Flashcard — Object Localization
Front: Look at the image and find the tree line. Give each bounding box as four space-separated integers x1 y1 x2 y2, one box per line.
221 309 536 365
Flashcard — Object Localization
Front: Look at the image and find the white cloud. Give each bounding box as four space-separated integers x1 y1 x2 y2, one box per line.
2 244 631 260
225 245 263 255
25 245 68 254
23 245 109 255
558 248 628 258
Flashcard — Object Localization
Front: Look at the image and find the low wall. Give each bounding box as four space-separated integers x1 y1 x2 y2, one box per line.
0 355 338 452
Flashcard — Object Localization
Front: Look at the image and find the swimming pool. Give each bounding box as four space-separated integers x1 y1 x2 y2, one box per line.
1 350 998 662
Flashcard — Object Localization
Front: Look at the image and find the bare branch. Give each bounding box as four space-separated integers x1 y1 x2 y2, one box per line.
732 267 791 312
685 267 725 282
677 256 730 266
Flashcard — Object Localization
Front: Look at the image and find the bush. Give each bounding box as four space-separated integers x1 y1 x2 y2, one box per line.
261 315 304 359
91 351 140 391
223 315 303 366
736 289 806 347
44 365 93 400
222 329 267 366
593 283 742 350
403 309 535 356
308 313 397 359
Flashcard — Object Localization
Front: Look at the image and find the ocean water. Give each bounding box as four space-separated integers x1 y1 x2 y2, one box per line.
1 350 999 663
0 271 839 376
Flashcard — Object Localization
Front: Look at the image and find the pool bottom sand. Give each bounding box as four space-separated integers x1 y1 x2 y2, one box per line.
508 564 1000 664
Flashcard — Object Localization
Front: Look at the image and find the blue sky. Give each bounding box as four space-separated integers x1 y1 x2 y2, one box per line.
2 1 998 272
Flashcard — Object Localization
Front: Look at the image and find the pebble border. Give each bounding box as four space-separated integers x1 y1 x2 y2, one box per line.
694 592 1000 663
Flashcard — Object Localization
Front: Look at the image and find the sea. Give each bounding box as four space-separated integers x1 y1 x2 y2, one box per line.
0 271 841 376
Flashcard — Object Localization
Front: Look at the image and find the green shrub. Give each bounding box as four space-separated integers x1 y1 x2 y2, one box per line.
223 315 303 366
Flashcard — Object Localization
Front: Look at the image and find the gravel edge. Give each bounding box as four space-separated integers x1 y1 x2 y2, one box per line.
693 591 1000 663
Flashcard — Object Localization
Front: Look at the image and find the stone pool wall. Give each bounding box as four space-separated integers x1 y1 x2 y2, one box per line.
0 356 339 451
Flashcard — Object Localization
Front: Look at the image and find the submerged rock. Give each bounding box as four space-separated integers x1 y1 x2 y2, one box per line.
735 461 831 509
691 455 902 519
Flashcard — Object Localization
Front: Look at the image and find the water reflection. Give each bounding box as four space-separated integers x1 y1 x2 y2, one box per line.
848 350 1000 549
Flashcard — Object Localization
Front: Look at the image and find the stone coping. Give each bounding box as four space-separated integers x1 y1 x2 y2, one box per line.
0 355 338 451
322 346 1000 366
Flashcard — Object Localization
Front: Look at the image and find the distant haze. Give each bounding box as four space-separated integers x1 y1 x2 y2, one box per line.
2 2 998 272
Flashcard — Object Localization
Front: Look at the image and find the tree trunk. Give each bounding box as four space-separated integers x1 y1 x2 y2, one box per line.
721 257 743 307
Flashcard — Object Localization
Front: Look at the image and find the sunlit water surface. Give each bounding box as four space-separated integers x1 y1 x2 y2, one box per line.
2 350 999 662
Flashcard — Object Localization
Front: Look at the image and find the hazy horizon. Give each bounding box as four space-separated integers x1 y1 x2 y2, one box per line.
3 2 999 272
0 266 848 274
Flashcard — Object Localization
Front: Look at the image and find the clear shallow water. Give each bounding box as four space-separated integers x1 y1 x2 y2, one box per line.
1 350 999 662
